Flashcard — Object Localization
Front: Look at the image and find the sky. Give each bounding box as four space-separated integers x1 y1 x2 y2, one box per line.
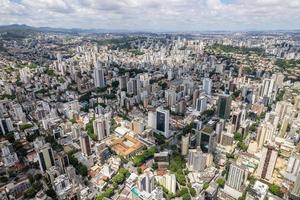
0 0 300 31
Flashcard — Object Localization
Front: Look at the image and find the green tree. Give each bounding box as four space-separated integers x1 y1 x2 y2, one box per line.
189 186 196 197
234 132 243 142
269 184 283 198
112 80 119 88
203 182 209 190
152 162 158 170
137 167 142 175
216 178 225 188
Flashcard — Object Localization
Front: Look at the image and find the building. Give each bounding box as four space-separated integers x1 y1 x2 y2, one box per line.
5 177 31 199
246 181 268 200
138 172 155 193
71 124 81 140
93 116 110 141
127 77 141 95
0 118 14 135
53 174 72 200
283 154 300 182
231 110 242 132
216 94 232 120
37 144 55 172
155 107 170 138
290 172 300 200
130 118 145 134
154 151 169 169
188 147 206 171
256 146 278 182
79 133 91 157
110 134 144 158
220 131 234 146
256 122 275 149
156 173 176 194
119 75 129 91
196 96 207 113
94 66 105 88
0 140 19 167
203 78 212 95
224 162 248 199
226 163 248 191
195 126 217 153
56 151 69 173
181 134 189 156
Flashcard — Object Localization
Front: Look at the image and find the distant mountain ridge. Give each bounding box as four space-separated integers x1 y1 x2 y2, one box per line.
0 24 130 34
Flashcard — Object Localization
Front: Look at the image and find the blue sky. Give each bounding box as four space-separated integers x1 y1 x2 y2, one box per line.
0 0 300 31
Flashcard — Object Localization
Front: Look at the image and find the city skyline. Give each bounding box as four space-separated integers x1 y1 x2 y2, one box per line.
1 0 300 32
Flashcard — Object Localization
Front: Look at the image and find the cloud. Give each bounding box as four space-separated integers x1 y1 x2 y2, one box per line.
0 0 299 31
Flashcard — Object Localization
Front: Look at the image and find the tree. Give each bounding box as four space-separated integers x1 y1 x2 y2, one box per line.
103 187 114 198
46 189 57 199
24 188 36 198
112 173 125 184
237 141 248 152
137 167 142 175
132 147 157 166
178 188 190 200
152 162 158 170
269 184 283 198
189 186 196 197
216 178 225 188
119 168 130 178
203 182 209 190
112 80 119 88
234 132 243 142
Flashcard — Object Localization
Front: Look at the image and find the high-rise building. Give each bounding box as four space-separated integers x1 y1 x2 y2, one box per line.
119 75 129 91
232 110 242 132
93 116 110 141
94 66 105 88
279 115 290 137
256 146 278 181
193 89 200 108
148 111 156 129
195 126 217 153
166 90 177 107
196 96 207 113
56 152 69 173
220 131 234 146
138 172 155 193
290 172 300 200
127 77 141 96
156 173 176 194
71 123 81 140
80 133 91 156
188 147 206 171
216 94 232 120
37 144 55 172
283 154 300 182
223 162 248 199
275 101 293 121
226 163 248 191
294 95 300 110
0 118 14 135
203 78 212 95
0 140 19 167
256 122 275 149
181 134 189 156
155 107 170 138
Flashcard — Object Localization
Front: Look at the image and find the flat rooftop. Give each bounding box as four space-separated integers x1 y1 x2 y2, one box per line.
110 134 144 157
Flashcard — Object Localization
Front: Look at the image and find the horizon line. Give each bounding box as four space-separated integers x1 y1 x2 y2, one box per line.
1 23 300 33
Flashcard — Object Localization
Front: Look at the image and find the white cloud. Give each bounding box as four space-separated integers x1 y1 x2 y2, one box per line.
0 0 299 31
